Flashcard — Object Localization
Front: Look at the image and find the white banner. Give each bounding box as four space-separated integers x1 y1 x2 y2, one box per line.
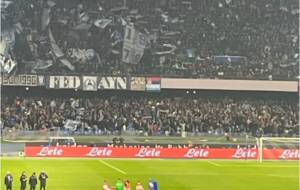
82 76 97 91
48 76 81 89
98 77 127 90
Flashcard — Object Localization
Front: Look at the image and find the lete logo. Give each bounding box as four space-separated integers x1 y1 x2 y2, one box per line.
86 147 112 157
135 148 161 157
37 147 63 156
279 150 300 159
232 149 257 159
184 149 209 158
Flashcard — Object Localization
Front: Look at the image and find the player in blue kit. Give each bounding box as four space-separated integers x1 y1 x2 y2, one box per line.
147 179 158 190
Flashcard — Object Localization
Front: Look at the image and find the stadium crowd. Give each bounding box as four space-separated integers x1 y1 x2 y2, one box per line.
1 0 299 80
1 94 298 137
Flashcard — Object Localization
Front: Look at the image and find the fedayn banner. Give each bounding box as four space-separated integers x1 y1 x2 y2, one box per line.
98 77 127 90
82 76 97 91
47 76 81 89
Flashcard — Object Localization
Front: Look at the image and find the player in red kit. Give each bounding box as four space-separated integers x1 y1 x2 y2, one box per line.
124 180 131 190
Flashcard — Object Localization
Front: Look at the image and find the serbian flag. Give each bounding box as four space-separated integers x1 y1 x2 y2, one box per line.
146 77 161 91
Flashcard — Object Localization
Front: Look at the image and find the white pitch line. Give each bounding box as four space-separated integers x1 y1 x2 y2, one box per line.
99 160 127 175
207 160 221 167
267 174 299 179
221 165 299 168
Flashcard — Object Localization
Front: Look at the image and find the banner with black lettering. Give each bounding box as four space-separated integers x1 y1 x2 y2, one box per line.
82 76 97 91
47 76 81 89
130 77 146 91
1 75 37 86
98 77 127 90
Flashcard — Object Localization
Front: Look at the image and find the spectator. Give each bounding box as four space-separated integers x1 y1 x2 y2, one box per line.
0 0 298 80
1 92 298 137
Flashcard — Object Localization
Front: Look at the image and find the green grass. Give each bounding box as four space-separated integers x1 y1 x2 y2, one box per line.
1 158 299 190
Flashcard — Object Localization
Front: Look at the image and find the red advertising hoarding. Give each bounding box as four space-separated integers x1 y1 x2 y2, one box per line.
24 147 299 160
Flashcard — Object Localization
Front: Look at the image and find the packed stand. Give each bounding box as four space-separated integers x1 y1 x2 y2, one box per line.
1 94 298 137
1 0 299 80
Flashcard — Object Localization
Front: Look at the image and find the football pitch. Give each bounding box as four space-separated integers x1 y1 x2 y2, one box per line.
1 158 299 190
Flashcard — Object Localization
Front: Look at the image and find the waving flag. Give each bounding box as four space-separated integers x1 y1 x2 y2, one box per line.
94 19 112 29
214 56 246 64
122 24 149 64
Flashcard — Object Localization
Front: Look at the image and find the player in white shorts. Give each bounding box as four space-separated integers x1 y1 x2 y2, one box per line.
102 180 112 190
135 181 144 190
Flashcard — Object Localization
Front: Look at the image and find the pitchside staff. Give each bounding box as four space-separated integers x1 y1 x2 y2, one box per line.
4 172 13 190
39 172 48 190
20 172 27 190
29 173 38 190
